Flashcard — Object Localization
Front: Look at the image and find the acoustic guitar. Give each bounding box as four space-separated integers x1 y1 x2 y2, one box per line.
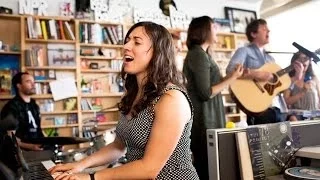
230 62 294 114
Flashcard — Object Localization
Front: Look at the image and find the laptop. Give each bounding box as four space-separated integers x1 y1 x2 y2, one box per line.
11 133 56 180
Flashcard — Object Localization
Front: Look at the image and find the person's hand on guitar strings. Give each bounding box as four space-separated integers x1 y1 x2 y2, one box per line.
242 68 273 82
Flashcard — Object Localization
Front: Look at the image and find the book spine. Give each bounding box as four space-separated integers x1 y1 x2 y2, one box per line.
111 26 119 44
49 20 57 40
58 20 66 40
55 20 61 40
84 23 88 43
41 20 48 40
64 21 75 40
45 20 52 39
35 19 43 39
26 16 33 38
106 26 116 44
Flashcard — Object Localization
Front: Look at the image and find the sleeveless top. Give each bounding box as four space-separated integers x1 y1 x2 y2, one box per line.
115 85 199 179
290 80 319 110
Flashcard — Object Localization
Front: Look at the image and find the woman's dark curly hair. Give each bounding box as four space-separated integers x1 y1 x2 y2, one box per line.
118 21 185 117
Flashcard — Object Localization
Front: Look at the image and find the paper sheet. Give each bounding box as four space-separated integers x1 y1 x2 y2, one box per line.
49 78 78 101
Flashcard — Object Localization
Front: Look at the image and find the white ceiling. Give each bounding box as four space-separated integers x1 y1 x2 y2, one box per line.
260 0 312 18
228 0 311 18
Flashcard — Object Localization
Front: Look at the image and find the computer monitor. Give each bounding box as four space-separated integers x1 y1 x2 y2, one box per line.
207 120 320 180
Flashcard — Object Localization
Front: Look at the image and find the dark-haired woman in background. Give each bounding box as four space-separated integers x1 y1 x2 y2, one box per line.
50 21 199 180
284 52 320 121
183 16 243 179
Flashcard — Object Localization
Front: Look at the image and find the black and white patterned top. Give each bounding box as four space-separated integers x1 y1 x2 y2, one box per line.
115 85 199 179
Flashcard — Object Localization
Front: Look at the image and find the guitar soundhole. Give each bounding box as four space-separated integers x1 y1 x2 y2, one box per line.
268 74 278 84
264 74 281 96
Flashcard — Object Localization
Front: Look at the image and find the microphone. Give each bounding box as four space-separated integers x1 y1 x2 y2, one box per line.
292 42 320 63
0 114 18 131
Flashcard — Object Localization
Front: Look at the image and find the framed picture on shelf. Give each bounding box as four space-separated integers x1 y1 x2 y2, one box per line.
47 44 76 66
213 18 231 32
224 7 257 34
48 70 56 79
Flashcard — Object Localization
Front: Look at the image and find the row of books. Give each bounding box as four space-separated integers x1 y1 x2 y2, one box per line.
25 46 45 67
34 82 50 95
81 98 103 111
26 17 75 40
25 44 76 67
79 23 123 45
0 69 13 95
110 59 123 71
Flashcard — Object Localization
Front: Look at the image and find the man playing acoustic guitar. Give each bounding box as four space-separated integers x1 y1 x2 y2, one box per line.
226 19 304 125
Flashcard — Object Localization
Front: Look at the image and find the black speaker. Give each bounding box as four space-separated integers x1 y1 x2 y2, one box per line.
76 0 90 12
0 7 13 14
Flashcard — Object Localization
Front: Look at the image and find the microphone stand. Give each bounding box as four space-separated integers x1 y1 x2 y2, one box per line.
266 51 295 54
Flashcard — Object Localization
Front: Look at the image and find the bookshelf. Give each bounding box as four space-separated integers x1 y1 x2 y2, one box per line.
76 19 124 138
0 14 22 111
20 15 78 139
0 15 125 141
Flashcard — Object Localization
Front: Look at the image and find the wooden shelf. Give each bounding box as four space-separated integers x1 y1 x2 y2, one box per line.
26 66 77 70
0 95 14 100
34 80 54 83
0 51 21 55
31 94 53 99
81 93 123 98
82 121 118 127
168 28 187 33
82 108 119 113
80 56 122 60
226 113 241 117
42 123 79 129
79 43 123 48
26 39 75 44
81 69 120 73
213 48 234 52
0 14 21 19
224 103 237 107
24 15 73 21
217 32 235 36
41 111 78 115
78 19 121 26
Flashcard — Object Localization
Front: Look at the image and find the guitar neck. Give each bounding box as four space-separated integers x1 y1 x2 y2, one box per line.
277 65 293 77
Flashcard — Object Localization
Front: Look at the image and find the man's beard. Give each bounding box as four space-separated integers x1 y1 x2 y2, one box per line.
23 89 35 95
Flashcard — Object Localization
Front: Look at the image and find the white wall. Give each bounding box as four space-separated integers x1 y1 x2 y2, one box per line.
266 1 320 69
1 0 261 19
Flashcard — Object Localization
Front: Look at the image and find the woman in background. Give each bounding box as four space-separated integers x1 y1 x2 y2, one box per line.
183 16 243 179
284 52 320 121
50 21 199 179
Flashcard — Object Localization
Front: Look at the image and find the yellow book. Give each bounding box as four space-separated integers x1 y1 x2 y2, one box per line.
41 20 48 40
